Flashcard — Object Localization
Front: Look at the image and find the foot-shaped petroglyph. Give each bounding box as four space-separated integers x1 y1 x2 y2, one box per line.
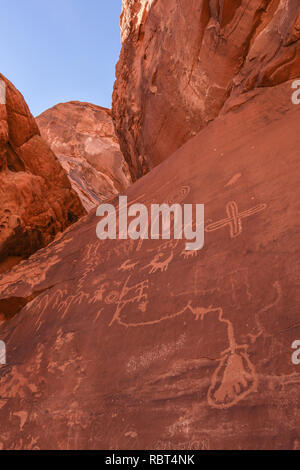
207 348 257 409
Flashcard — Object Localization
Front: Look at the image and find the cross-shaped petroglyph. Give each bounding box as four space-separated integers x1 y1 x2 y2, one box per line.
205 201 267 238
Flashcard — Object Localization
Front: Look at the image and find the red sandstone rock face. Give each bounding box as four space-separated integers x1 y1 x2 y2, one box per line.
0 81 299 449
0 74 85 269
37 102 132 211
113 0 300 180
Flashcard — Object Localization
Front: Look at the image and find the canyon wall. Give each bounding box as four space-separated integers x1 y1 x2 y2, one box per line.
0 1 299 450
113 0 300 180
0 80 299 449
0 74 85 270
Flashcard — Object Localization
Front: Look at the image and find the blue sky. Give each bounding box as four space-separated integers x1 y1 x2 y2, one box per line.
0 0 122 116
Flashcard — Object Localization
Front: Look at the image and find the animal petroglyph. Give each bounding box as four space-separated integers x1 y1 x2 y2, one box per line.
143 251 174 274
118 259 138 272
135 185 191 252
181 249 198 259
205 201 267 238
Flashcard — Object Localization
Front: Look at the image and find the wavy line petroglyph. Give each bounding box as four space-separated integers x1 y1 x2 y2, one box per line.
247 281 282 344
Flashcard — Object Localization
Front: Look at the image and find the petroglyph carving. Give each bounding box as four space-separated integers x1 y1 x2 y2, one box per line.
208 347 257 409
136 185 190 252
108 276 149 327
182 303 258 409
110 288 258 408
143 251 174 274
181 249 198 259
166 185 191 205
205 201 267 238
105 290 121 305
90 281 111 304
247 281 282 344
118 259 138 272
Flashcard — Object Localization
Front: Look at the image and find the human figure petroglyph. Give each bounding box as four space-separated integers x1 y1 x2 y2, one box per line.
90 280 111 304
30 285 101 328
78 242 102 289
205 201 267 238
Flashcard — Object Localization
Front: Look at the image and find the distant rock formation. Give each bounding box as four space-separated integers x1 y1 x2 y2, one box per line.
37 102 132 211
113 0 300 180
0 74 84 270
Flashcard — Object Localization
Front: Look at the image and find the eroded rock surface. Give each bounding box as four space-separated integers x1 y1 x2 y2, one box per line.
37 102 132 211
0 82 299 449
113 0 300 179
0 74 85 268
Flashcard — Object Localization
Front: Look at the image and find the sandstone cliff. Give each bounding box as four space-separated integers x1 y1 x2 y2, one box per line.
0 74 85 271
37 102 132 211
113 0 300 180
0 1 299 450
0 80 299 449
